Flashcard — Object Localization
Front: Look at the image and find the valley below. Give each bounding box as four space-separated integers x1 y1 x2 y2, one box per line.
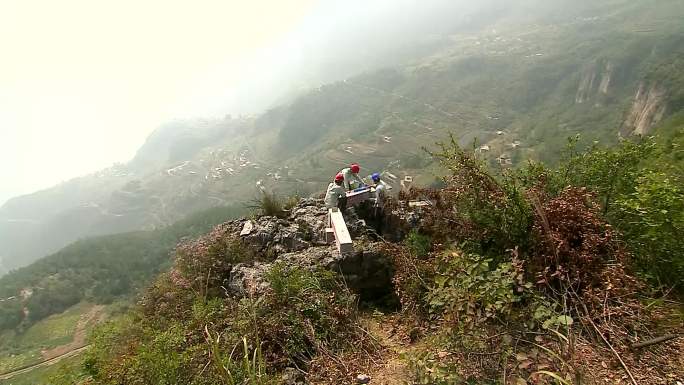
0 0 683 384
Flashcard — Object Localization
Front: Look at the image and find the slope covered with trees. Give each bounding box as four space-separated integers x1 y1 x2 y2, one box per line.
0 205 246 332
0 1 682 382
49 130 683 384
2 0 683 275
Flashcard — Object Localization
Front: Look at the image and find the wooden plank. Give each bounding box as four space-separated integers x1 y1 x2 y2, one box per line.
328 208 353 254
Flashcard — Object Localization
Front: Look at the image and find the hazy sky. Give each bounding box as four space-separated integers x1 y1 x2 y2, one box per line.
0 0 482 206
0 0 322 205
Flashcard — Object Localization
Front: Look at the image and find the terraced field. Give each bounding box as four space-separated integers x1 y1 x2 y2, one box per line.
0 302 106 384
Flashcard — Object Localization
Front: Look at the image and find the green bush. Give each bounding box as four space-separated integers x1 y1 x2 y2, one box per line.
425 135 534 256
405 230 432 258
253 264 359 368
408 350 464 385
555 135 684 291
614 171 684 287
83 301 275 385
79 257 362 384
556 135 656 216
427 251 531 329
0 300 23 330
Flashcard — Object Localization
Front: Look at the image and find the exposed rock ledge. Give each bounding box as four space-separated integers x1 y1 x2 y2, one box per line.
621 81 667 136
205 198 395 301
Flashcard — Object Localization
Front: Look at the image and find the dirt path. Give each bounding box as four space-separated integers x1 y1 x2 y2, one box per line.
361 313 424 385
41 305 105 361
0 345 89 381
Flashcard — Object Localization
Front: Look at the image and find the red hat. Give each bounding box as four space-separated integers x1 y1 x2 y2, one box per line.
334 173 344 182
350 163 360 173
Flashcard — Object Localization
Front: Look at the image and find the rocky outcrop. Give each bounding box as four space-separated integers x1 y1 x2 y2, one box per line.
575 68 597 104
219 198 394 300
235 198 369 254
598 62 613 95
621 82 667 136
576 61 613 104
227 243 393 299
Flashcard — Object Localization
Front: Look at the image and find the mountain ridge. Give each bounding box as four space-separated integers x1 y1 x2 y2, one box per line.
1 0 682 274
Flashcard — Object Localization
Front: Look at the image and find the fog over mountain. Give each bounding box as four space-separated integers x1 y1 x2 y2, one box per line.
1 0 681 273
1 0 588 204
0 1 682 383
0 0 497 206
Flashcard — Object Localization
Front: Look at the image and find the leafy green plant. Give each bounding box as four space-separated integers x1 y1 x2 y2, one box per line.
554 135 684 291
427 251 531 328
424 135 534 256
557 135 656 216
614 171 684 288
407 350 463 385
405 230 432 258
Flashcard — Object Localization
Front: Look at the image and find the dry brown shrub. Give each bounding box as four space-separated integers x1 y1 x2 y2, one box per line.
529 187 628 292
378 242 435 317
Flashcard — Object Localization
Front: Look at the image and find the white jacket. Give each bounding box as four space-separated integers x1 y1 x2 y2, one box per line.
324 182 346 208
374 180 391 208
340 167 364 190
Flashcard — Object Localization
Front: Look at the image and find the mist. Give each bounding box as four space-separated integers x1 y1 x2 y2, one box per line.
0 0 570 206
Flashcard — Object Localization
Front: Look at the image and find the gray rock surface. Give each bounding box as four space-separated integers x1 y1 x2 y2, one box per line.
221 199 394 299
281 367 306 385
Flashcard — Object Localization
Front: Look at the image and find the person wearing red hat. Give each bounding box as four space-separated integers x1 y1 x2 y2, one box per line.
339 163 364 191
324 173 347 209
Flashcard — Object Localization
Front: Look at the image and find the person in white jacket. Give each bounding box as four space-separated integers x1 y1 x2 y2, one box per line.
339 163 365 190
370 172 391 233
371 172 391 209
324 173 347 209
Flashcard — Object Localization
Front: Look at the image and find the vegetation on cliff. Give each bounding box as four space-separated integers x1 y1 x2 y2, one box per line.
48 129 683 384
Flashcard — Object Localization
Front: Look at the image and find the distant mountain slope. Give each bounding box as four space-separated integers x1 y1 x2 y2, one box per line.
1 0 682 273
0 204 246 331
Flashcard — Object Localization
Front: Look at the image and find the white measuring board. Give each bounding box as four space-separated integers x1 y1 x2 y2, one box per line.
328 208 353 254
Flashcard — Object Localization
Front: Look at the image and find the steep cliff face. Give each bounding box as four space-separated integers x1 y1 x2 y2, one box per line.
575 61 613 104
621 82 668 136
598 62 613 95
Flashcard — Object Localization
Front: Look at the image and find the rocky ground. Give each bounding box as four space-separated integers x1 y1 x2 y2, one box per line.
216 198 397 303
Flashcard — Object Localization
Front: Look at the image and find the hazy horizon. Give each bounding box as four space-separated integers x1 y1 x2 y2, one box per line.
0 0 506 206
0 0 326 206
